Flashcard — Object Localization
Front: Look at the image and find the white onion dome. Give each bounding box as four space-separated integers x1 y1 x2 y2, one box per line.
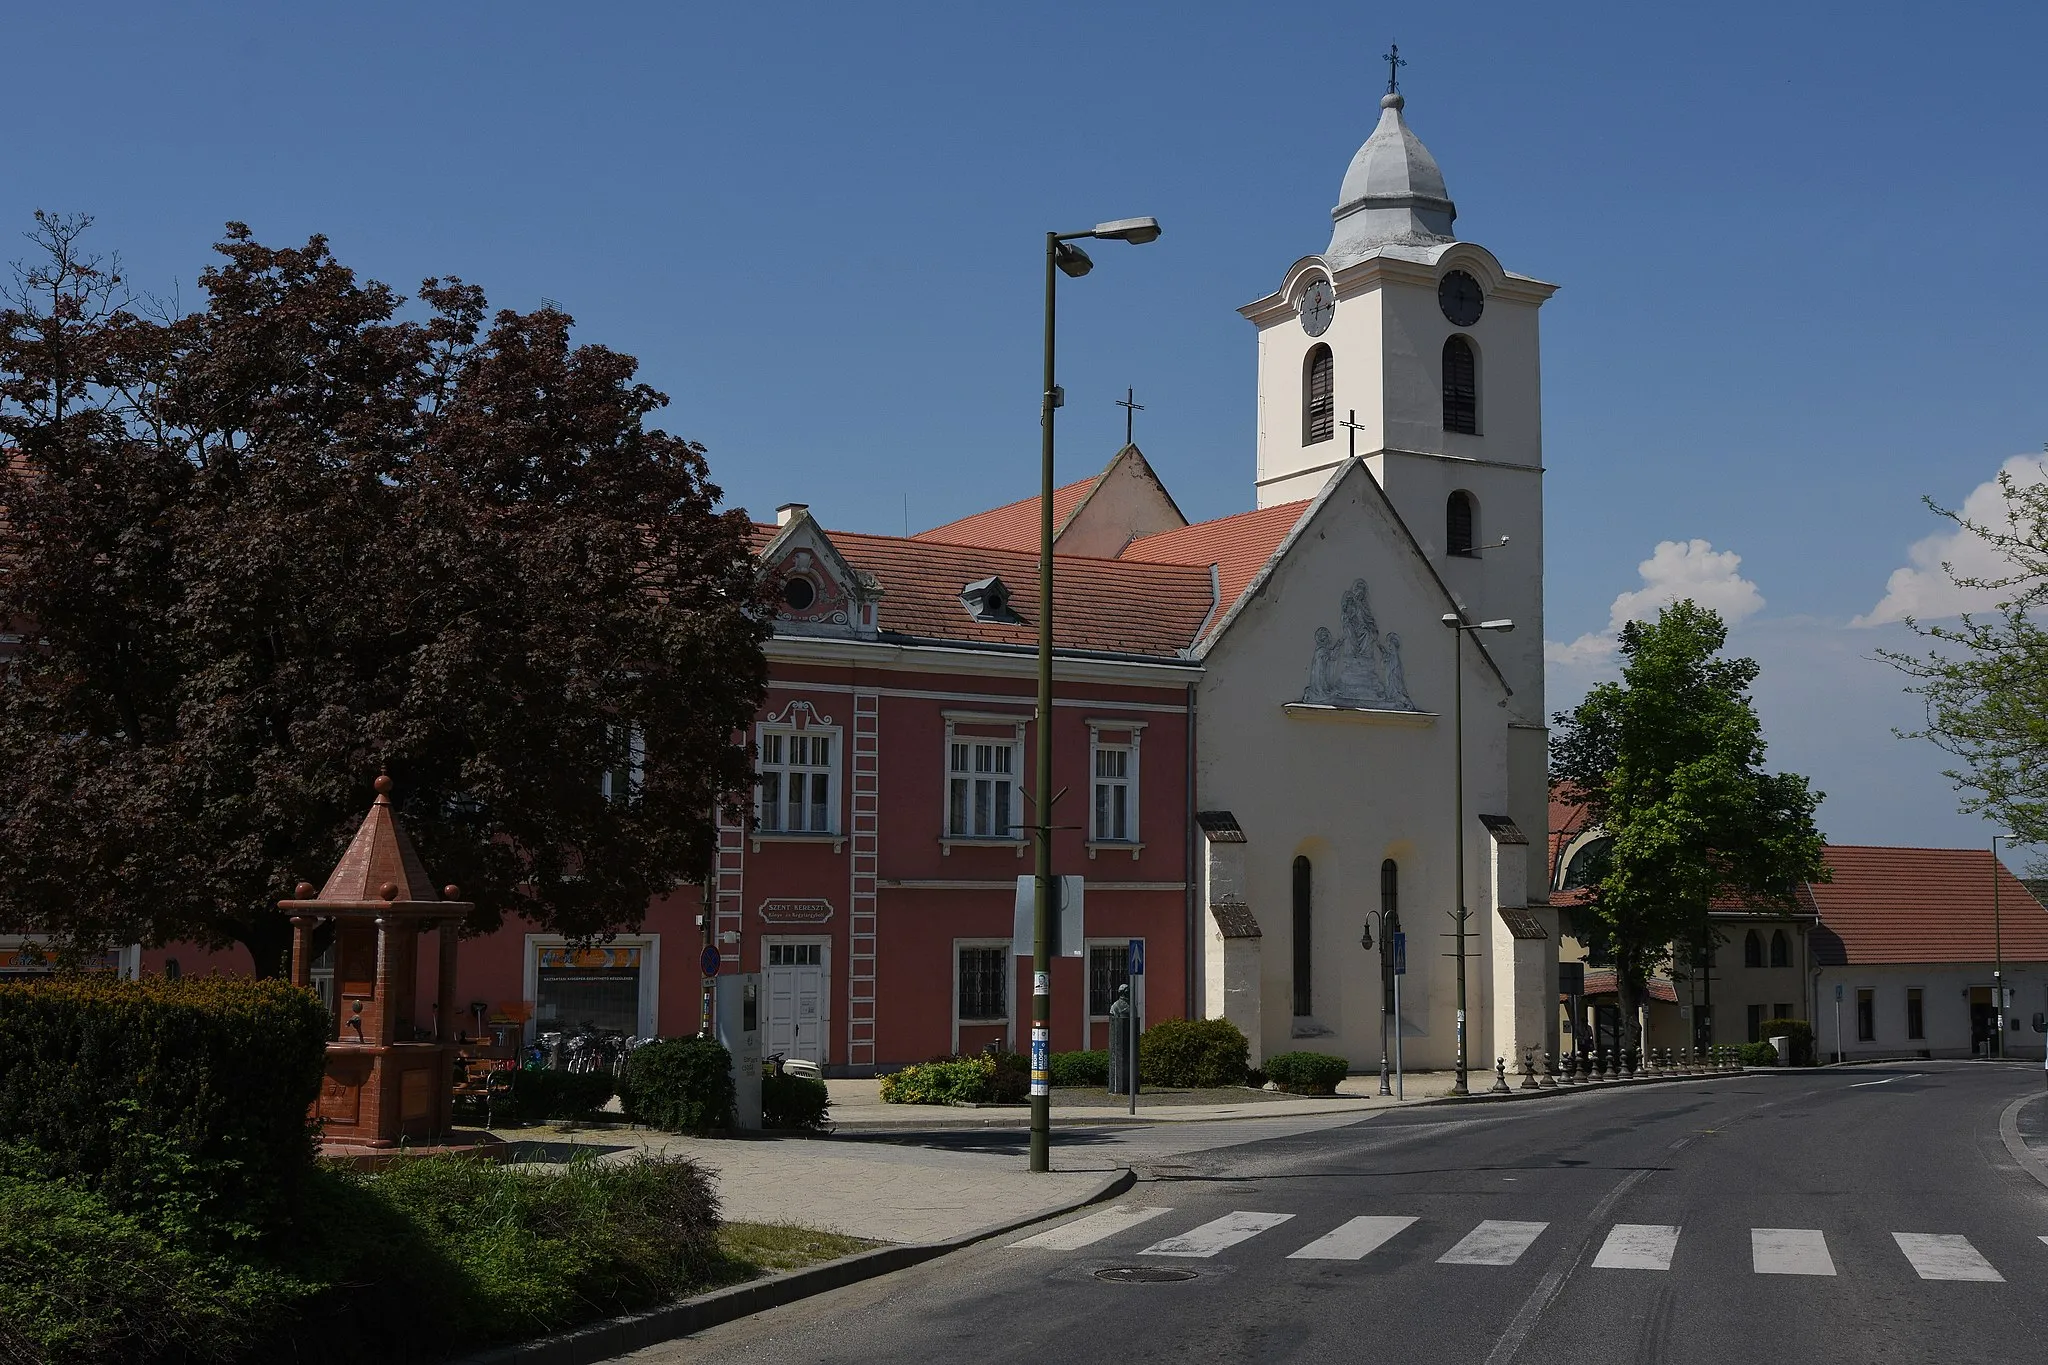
1327 92 1457 265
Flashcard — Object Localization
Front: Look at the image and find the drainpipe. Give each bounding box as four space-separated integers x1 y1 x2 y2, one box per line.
1184 681 1198 1022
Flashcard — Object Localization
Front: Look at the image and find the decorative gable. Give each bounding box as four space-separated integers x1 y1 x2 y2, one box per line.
758 511 880 639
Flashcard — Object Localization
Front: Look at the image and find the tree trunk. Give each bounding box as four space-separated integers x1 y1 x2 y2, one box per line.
221 912 295 979
1615 944 1645 1063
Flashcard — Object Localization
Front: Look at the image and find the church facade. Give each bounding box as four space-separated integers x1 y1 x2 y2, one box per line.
123 87 1562 1078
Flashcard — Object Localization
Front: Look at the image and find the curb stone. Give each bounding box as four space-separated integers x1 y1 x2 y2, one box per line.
441 1167 1137 1365
1998 1089 2048 1192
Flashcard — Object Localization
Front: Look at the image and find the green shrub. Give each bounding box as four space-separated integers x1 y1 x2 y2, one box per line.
1139 1017 1250 1088
0 1148 311 1365
1737 1040 1779 1067
0 975 327 1246
762 1073 830 1130
620 1038 734 1133
985 1050 1028 1103
1050 1050 1109 1087
1263 1051 1350 1095
505 1068 616 1124
1758 1018 1815 1066
879 1058 993 1105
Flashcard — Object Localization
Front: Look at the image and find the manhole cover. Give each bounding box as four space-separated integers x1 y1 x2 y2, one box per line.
1094 1266 1198 1284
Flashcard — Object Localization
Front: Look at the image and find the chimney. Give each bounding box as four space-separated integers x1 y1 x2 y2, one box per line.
776 502 809 527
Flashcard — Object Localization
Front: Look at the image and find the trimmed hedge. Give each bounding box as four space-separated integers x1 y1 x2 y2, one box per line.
0 975 327 1245
505 1068 616 1124
1050 1050 1110 1088
1758 1018 1815 1066
1263 1051 1349 1095
762 1073 830 1130
1737 1040 1779 1067
619 1038 734 1133
1138 1017 1250 1088
877 1052 1028 1105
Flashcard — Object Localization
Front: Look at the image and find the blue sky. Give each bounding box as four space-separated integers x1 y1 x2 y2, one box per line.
8 2 2044 852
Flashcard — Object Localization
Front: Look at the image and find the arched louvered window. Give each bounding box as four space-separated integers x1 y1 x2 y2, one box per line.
1443 335 1477 434
1744 929 1763 968
1292 855 1313 1017
1447 491 1476 557
1770 930 1790 968
1303 345 1334 446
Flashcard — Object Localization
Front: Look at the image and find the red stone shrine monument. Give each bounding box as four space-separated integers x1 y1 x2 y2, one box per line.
284 775 470 1151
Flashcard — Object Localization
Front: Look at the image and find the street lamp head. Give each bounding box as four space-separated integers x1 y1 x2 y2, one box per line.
1360 922 1373 951
1092 216 1162 244
1440 612 1461 627
1054 241 1095 278
1478 619 1515 632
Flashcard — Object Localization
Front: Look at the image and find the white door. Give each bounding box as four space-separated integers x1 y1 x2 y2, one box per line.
765 941 827 1064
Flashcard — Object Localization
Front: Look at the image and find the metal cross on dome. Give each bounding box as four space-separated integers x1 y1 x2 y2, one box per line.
1383 43 1407 95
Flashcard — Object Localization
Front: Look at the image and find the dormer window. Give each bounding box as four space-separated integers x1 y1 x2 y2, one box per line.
782 576 818 612
960 576 1023 624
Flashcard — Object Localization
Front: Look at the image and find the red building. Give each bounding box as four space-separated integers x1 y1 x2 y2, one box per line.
129 451 1218 1073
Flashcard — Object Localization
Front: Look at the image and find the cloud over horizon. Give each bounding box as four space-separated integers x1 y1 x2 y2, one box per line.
1853 453 2048 627
1546 538 1765 665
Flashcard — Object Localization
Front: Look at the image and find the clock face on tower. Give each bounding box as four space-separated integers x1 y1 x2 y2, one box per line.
1438 270 1484 327
1296 277 1335 337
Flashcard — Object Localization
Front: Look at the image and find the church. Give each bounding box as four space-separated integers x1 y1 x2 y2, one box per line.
117 82 1563 1080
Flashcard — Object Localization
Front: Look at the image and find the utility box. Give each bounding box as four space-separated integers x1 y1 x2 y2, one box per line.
716 972 764 1130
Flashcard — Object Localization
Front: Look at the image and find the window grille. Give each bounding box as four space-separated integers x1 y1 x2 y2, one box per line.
1089 944 1130 1018
957 946 1007 1021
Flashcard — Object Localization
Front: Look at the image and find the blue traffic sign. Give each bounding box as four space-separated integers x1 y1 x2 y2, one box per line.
701 944 722 976
1128 939 1146 976
1391 931 1407 976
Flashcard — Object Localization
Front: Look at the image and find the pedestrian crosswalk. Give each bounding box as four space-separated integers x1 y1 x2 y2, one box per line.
1008 1204 2039 1283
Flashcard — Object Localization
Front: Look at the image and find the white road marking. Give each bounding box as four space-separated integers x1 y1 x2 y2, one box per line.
1752 1228 1836 1276
1141 1210 1294 1258
1007 1204 1173 1250
1893 1233 2003 1281
1287 1215 1417 1261
1591 1223 1680 1271
1849 1074 1922 1088
1440 1220 1550 1266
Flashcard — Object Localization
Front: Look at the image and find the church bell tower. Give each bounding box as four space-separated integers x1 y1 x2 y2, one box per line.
1236 66 1558 852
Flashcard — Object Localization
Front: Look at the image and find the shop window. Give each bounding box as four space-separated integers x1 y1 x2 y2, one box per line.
535 944 644 1037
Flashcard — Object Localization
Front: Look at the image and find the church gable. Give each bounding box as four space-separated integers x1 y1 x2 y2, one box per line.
1052 445 1188 557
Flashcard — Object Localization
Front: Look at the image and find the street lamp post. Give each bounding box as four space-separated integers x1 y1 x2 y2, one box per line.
1030 216 1161 1175
1441 611 1514 1096
1993 833 2016 1060
1360 911 1399 1096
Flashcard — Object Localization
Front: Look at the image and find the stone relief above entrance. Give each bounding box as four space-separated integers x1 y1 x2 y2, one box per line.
1301 577 1419 711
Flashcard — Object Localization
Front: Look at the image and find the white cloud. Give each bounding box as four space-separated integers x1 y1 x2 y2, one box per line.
1544 538 1765 665
1853 453 2048 627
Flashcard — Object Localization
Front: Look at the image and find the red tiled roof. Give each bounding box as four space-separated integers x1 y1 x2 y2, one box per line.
757 524 1214 658
1122 500 1311 644
1809 845 2048 966
1580 969 1678 1003
915 478 1096 552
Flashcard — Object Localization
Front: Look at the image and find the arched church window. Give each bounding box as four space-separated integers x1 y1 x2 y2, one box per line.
1447 491 1476 558
1744 929 1763 968
1770 930 1790 968
1292 855 1313 1017
1303 345 1334 446
1381 859 1400 931
1443 335 1477 435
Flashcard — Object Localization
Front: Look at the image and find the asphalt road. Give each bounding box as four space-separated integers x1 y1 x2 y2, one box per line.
632 1064 2048 1365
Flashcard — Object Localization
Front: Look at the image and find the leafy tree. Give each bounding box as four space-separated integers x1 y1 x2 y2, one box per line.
1877 469 2048 845
0 217 770 973
1550 601 1826 1055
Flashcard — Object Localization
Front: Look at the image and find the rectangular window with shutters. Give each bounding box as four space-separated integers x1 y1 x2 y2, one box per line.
1092 744 1134 842
956 945 1007 1023
757 726 837 834
948 739 1017 838
1857 989 1876 1042
1089 943 1131 1020
1906 987 1925 1039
